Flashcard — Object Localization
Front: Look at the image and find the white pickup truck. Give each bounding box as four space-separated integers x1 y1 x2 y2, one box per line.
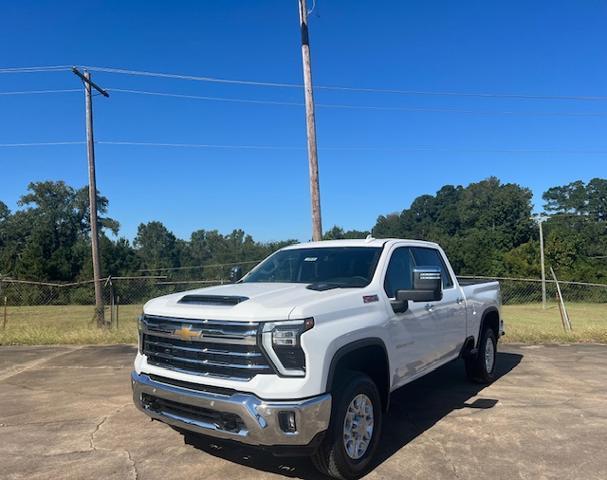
132 238 503 479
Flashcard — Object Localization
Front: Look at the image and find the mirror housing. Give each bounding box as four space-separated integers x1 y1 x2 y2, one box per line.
397 267 443 302
391 268 443 313
229 266 243 283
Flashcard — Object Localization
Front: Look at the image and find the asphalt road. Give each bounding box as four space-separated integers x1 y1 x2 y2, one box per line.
1 343 606 479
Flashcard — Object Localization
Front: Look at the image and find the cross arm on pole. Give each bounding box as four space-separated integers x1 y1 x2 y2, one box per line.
71 67 110 97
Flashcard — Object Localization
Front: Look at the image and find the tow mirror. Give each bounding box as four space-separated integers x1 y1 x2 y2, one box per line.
391 268 443 313
229 266 243 283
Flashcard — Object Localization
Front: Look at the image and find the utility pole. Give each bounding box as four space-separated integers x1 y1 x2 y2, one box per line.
533 215 547 309
298 0 323 241
72 67 109 327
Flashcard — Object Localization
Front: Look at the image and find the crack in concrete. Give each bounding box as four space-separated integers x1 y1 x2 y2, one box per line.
124 448 139 480
89 415 109 451
89 402 132 451
403 409 461 479
432 438 461 480
86 403 139 479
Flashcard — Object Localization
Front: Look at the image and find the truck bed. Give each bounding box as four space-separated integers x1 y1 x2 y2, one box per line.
457 277 499 286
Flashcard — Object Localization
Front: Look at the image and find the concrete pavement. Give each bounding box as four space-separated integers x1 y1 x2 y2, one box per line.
0 343 606 479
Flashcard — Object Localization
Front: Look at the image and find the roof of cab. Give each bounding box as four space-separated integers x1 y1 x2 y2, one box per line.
282 237 439 250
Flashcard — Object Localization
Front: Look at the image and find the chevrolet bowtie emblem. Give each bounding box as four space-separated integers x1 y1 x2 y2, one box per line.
173 325 202 341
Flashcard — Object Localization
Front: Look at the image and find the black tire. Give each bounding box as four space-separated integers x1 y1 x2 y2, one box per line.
311 371 383 480
465 327 497 384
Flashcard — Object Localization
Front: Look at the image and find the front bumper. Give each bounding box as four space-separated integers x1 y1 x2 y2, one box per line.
131 371 331 446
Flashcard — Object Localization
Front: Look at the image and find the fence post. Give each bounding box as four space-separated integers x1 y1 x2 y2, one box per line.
2 296 7 330
0 278 6 330
109 277 115 329
116 295 120 330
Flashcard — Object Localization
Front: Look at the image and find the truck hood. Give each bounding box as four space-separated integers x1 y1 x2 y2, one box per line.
143 282 364 321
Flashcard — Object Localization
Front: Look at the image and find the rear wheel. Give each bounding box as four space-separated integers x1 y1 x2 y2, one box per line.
465 327 497 384
311 372 382 479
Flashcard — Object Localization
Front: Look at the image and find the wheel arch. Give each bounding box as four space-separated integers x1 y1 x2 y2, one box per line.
325 338 391 411
477 307 500 346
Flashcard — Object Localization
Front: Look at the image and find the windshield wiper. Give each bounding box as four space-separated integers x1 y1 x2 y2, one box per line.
306 281 365 291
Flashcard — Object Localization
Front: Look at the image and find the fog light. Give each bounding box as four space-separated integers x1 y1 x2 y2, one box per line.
278 411 297 433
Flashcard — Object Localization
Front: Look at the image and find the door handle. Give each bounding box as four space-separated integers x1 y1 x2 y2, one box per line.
456 297 464 305
424 304 433 312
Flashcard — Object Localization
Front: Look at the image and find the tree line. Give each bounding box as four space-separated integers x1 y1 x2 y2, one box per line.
0 177 605 284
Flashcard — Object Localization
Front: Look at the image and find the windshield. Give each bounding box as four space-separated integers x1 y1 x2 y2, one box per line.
242 247 382 287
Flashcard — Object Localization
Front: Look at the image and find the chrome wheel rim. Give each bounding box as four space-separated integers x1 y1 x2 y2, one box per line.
485 337 495 373
343 393 374 460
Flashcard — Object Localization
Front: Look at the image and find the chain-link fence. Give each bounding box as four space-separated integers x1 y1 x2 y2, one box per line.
0 276 227 344
457 276 607 305
0 274 606 344
457 275 607 341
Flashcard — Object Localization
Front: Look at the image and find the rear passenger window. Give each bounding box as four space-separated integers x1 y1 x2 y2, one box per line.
384 248 414 298
411 247 454 288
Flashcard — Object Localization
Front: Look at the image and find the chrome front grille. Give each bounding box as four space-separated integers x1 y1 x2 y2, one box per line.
141 315 272 381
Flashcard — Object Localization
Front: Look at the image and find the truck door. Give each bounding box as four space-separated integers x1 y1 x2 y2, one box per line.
383 246 435 386
410 247 467 366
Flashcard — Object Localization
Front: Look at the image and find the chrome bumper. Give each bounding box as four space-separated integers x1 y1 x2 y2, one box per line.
131 371 331 446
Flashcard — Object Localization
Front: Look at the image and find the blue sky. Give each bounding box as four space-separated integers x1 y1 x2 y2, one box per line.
1 0 606 242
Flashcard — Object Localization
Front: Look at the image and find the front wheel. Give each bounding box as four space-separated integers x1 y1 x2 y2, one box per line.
465 327 497 384
311 372 382 480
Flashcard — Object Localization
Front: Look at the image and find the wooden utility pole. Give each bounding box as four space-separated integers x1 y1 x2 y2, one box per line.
72 67 109 327
298 0 323 241
538 218 547 309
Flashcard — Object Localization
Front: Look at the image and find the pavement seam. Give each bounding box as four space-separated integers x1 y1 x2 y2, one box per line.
0 418 95 428
3 378 129 400
0 346 85 382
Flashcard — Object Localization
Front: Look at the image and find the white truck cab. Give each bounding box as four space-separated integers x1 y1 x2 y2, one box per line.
132 238 503 479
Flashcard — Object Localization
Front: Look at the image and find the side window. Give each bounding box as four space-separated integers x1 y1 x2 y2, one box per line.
411 247 454 288
383 247 414 298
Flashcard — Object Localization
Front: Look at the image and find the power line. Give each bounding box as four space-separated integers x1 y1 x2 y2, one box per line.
84 66 301 88
108 87 607 116
107 87 303 107
138 259 262 273
0 141 85 147
0 65 72 73
97 141 303 150
98 142 607 153
2 140 607 155
0 89 81 96
83 65 607 102
3 64 607 102
6 86 600 117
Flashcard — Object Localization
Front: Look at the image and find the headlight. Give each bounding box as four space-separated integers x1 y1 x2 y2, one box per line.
137 314 144 353
261 318 314 376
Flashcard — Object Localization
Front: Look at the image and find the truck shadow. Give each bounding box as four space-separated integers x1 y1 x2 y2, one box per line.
181 352 522 479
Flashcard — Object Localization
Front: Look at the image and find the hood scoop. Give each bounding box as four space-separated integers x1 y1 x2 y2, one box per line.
178 294 249 306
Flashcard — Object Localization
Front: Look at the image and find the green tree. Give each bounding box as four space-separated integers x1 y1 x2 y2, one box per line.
134 221 179 272
372 177 533 275
323 226 370 240
543 180 588 216
586 178 607 222
0 181 117 281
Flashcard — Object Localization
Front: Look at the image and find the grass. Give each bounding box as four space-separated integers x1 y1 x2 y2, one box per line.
0 302 605 346
502 302 607 343
0 304 142 345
